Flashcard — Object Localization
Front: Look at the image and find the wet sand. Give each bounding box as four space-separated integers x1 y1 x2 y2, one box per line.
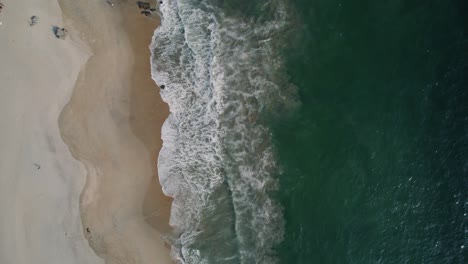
121 3 172 235
58 0 172 263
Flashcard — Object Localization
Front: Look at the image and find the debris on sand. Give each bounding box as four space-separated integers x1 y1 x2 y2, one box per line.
52 26 68 39
136 1 151 10
140 10 151 17
0 2 4 14
29 16 38 26
136 1 160 18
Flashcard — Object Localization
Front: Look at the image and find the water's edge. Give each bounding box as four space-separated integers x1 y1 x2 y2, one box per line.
150 0 296 262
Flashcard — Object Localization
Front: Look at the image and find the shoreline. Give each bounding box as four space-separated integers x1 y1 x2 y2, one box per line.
121 3 172 234
58 0 172 263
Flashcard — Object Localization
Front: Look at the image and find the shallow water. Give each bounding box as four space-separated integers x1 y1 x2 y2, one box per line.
151 0 293 262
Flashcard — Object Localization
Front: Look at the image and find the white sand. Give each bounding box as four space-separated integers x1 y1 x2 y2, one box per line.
0 0 172 263
0 0 103 263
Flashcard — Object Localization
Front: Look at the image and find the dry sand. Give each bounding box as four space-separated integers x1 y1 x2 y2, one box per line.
1 0 172 263
0 0 102 263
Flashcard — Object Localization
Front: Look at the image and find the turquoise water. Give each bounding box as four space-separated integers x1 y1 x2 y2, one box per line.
152 0 467 262
273 0 468 263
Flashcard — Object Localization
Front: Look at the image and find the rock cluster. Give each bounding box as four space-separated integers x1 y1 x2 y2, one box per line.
136 1 158 17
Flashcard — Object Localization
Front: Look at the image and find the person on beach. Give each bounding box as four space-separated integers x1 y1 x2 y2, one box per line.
53 26 68 39
29 16 38 26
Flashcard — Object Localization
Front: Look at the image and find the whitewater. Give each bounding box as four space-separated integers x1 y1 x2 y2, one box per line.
150 0 297 262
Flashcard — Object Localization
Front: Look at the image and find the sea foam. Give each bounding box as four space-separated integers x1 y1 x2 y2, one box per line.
150 0 295 262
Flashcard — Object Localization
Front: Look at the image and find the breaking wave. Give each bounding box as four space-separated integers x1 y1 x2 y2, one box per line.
150 0 297 262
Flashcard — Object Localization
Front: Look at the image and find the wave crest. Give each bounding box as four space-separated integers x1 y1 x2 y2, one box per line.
151 0 296 262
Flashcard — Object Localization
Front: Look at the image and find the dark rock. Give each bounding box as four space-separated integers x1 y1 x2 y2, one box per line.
140 10 151 16
137 1 151 10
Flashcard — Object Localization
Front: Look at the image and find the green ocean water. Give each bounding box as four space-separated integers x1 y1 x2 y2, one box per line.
272 0 468 263
156 0 467 262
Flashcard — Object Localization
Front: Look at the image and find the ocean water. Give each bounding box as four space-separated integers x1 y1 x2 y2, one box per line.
151 0 468 263
151 0 294 262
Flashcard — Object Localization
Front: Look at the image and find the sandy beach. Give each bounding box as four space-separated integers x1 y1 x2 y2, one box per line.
1 0 172 263
0 0 102 263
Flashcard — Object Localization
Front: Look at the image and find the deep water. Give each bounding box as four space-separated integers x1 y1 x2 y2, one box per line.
273 0 468 263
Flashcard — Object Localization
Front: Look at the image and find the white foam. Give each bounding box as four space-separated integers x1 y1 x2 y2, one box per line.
151 0 295 262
